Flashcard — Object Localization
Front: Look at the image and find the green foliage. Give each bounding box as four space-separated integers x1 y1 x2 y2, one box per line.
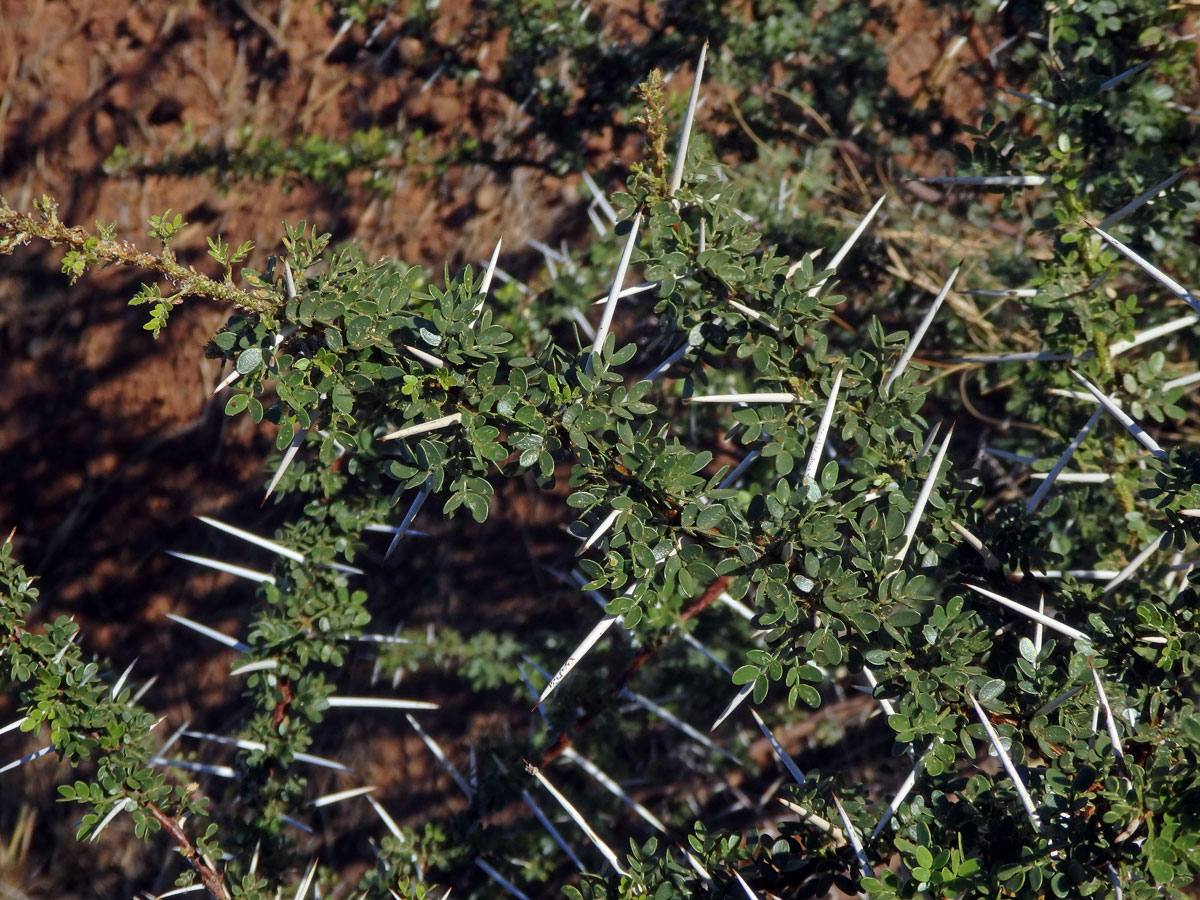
0 537 225 889
108 128 422 195
4 1 1200 899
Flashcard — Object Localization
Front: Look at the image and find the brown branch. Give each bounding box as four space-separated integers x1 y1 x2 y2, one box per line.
271 677 294 730
146 803 230 900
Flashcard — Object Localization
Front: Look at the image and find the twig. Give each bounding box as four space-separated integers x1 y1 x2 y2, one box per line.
146 803 231 900
0 203 272 313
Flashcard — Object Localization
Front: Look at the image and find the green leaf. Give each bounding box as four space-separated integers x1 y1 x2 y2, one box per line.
915 845 933 869
978 679 1005 703
1019 637 1037 662
1148 860 1174 884
463 493 490 523
732 665 758 685
696 505 725 531
276 419 295 451
346 314 374 347
610 342 637 366
775 450 794 476
236 347 263 374
793 683 820 707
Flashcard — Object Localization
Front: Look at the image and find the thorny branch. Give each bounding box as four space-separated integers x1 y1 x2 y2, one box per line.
0 200 275 315
147 802 231 900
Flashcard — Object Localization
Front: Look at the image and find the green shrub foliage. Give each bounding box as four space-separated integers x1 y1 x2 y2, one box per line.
3 1 1200 899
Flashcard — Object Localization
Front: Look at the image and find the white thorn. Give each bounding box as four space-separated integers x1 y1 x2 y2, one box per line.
870 739 938 840
1110 313 1200 357
948 519 1001 570
472 237 504 319
265 427 307 502
1026 406 1103 515
581 171 617 225
726 297 780 330
327 696 438 711
474 859 533 900
110 658 138 700
366 794 404 841
1091 224 1200 315
385 480 432 561
831 793 874 879
576 508 620 556
734 872 761 900
1099 169 1185 229
893 424 954 565
911 174 1046 186
749 708 806 785
668 41 708 198
793 194 887 285
380 412 462 442
89 798 134 842
964 584 1091 643
403 344 446 367
199 516 306 563
1163 370 1200 392
1068 368 1167 460
165 613 250 652
590 211 643 366
282 260 297 300
1089 664 1126 764
1101 532 1164 596
211 368 241 395
153 885 208 898
537 614 619 706
293 858 319 900
778 797 846 845
685 392 801 404
885 263 961 395
963 287 1041 298
1028 471 1109 483
526 762 627 876
311 786 376 808
148 757 237 779
563 746 667 833
1034 594 1045 658
230 659 279 676
967 692 1041 833
0 717 29 736
710 681 755 732
167 551 275 585
589 281 659 306
185 730 351 771
804 362 844 487
406 714 472 798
